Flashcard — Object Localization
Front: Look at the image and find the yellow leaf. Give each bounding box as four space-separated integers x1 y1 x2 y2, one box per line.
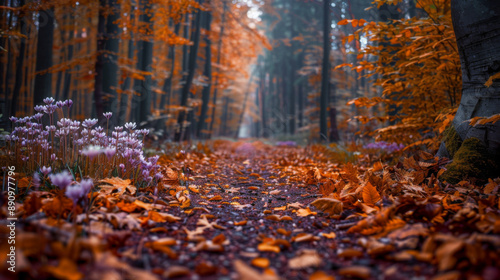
321 232 337 239
362 182 381 206
296 207 317 217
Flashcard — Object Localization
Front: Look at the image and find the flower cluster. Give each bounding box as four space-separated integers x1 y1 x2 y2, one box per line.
363 141 405 153
276 141 297 147
6 99 162 185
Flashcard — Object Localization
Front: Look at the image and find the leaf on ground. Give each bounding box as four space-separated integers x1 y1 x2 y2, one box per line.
309 271 335 280
362 182 381 206
338 265 372 279
44 258 83 280
100 177 136 195
233 259 280 280
321 232 336 239
310 198 343 216
251 257 270 268
288 249 322 269
296 207 317 217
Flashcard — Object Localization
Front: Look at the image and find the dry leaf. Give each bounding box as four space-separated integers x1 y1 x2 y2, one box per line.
338 265 371 279
234 259 280 280
296 207 317 217
289 249 322 269
251 257 270 268
310 198 343 216
309 271 335 280
362 182 381 206
44 258 83 280
100 177 136 195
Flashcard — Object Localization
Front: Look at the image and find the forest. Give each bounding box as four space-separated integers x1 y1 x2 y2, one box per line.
0 0 499 279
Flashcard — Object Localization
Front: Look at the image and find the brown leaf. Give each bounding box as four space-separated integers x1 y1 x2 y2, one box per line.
100 177 136 195
309 271 335 280
338 265 372 279
288 249 322 269
362 182 381 206
233 259 280 280
296 207 317 217
251 257 270 268
44 258 83 280
310 198 343 216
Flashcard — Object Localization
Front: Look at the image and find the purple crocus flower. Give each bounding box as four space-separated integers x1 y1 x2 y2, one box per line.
80 179 93 195
49 170 73 189
65 184 83 204
33 172 41 189
103 112 112 119
82 118 98 128
103 147 116 159
43 97 55 104
81 145 102 159
40 166 52 176
64 99 73 108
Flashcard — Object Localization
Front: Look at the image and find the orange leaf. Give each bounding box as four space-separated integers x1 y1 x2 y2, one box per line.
362 182 381 206
310 198 343 216
338 19 349 25
251 257 270 268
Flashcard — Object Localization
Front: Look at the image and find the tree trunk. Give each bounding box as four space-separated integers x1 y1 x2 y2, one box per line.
319 0 330 142
137 0 153 126
197 11 212 139
95 0 120 122
34 8 54 105
175 2 202 142
208 0 227 138
437 0 500 183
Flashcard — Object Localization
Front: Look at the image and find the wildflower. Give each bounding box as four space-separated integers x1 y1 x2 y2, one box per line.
56 101 64 108
82 118 98 128
40 166 52 176
33 172 41 189
103 147 116 159
9 116 18 123
124 122 136 130
51 154 57 161
80 179 93 194
34 113 44 120
103 112 112 119
49 170 73 189
64 99 73 108
81 145 103 159
43 97 55 104
34 105 45 112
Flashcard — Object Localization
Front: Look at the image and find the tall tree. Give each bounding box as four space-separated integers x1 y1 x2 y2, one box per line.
208 0 227 138
175 2 202 141
33 7 54 105
137 0 153 125
94 0 120 122
320 0 331 142
438 0 500 183
197 9 212 139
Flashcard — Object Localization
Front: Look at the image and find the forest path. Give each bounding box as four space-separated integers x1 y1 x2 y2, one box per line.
6 140 499 280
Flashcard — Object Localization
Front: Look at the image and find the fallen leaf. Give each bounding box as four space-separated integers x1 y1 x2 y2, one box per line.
321 232 336 239
251 257 270 268
296 207 317 217
44 258 83 280
362 182 381 206
289 249 322 269
311 198 343 216
338 265 372 279
100 177 136 195
234 259 279 280
309 271 335 280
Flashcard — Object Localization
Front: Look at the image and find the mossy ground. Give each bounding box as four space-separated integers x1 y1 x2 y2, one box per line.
443 125 462 158
440 137 499 184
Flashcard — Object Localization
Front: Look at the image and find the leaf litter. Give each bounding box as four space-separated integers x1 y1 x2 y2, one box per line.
2 140 500 279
